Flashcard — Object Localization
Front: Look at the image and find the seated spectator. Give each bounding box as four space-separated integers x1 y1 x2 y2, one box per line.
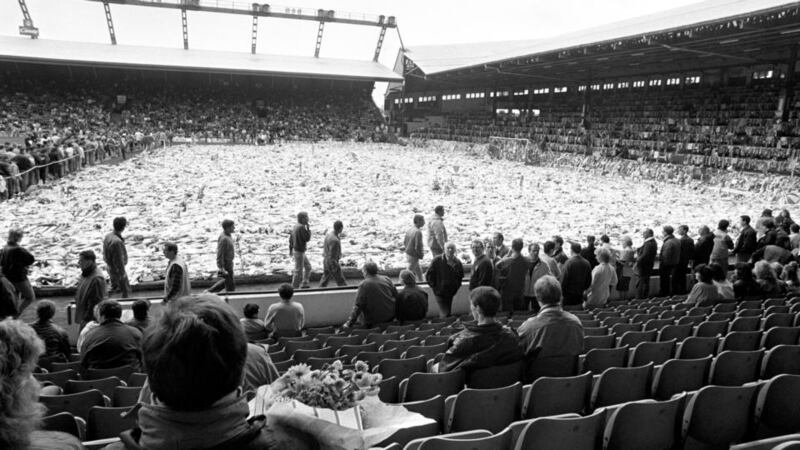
343 262 397 329
240 303 269 342
754 260 787 297
77 304 101 351
435 286 523 373
518 275 583 381
105 295 313 450
30 300 70 362
709 263 735 301
242 342 279 393
395 269 428 324
686 264 721 306
751 235 794 265
732 262 759 299
782 261 800 297
80 299 142 371
0 320 83 450
264 284 305 338
584 248 618 309
125 299 151 332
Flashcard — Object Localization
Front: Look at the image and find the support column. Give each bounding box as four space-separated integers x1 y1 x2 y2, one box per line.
782 44 798 122
373 26 387 62
181 8 189 50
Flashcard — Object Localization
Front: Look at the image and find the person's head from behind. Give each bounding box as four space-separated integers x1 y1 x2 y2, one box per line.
434 205 445 217
597 248 611 265
534 275 562 307
600 234 610 244
221 219 235 233
753 260 776 283
243 303 259 319
98 300 122 322
699 225 710 236
362 261 379 277
543 240 556 256
569 242 582 257
0 320 46 449
776 234 791 250
586 235 595 245
740 215 751 228
791 224 800 234
621 236 633 248
278 283 294 301
694 264 713 284
708 263 727 283
399 269 416 287
552 235 564 250
511 238 523 254
333 220 343 234
643 228 653 239
7 228 23 245
662 225 674 237
762 208 773 218
36 300 56 323
163 242 178 260
412 214 424 228
783 261 799 285
143 294 247 411
735 262 754 281
132 299 150 321
718 219 730 232
469 286 501 321
113 216 127 233
297 211 309 225
764 219 776 231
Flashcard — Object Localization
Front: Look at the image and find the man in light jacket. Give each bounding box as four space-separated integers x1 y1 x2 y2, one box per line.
427 205 448 258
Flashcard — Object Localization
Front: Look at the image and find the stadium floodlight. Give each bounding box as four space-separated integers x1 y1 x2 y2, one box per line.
17 0 40 39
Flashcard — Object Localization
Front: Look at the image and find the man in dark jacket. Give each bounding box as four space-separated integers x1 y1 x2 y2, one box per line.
74 250 107 330
80 299 142 371
103 217 130 298
560 242 591 307
635 228 657 299
694 226 714 269
343 261 397 328
0 272 17 319
469 240 494 290
659 225 681 296
580 235 599 268
436 286 523 373
320 220 346 287
0 228 35 314
425 242 464 318
395 269 428 323
674 225 694 295
290 212 312 289
732 215 757 263
208 219 236 293
757 219 779 251
495 238 531 314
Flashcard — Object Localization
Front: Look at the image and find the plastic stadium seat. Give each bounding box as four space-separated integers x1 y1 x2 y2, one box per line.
34 369 78 388
738 308 764 317
404 329 436 341
629 313 658 324
677 315 706 327
515 409 606 450
306 326 335 336
522 371 592 419
323 335 362 351
404 343 447 361
712 302 737 313
399 370 465 402
596 311 621 320
629 339 676 366
643 319 673 331
422 335 450 346
709 350 764 386
292 347 334 363
658 324 694 342
127 372 147 387
761 345 800 378
402 395 445 431
603 317 630 328
730 316 762 332
764 313 796 330
730 435 800 450
267 349 289 362
444 382 522 433
64 376 126 399
386 324 417 334
719 331 763 352
112 386 142 407
652 356 711 400
739 299 764 309
681 384 758 449
51 361 83 373
40 389 107 421
676 336 718 359
610 323 642 336
707 311 736 322
417 322 447 332
336 342 378 360
380 338 421 354
273 359 297 374
602 395 683 450
659 310 687 321
583 326 610 336
375 355 426 387
466 360 524 389
37 354 65 372
306 357 344 370
621 308 647 318
694 320 729 337
687 306 712 317
618 330 657 348
365 332 400 346
590 363 653 410
765 305 790 315
41 411 84 440
583 347 628 374
753 374 800 439
761 327 800 350
584 335 616 353
283 339 322 357
418 426 512 450
86 406 136 440
347 327 381 341
404 430 492 450
377 376 398 404
352 349 400 368
581 319 601 328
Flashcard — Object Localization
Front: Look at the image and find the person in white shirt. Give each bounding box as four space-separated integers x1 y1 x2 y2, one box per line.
264 284 305 338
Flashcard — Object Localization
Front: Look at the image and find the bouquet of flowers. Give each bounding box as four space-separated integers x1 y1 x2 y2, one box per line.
270 360 382 411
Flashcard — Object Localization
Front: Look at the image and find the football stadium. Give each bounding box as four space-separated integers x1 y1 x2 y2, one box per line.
1 0 800 448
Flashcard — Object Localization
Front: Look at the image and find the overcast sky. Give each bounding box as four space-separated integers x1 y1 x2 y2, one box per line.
0 0 704 103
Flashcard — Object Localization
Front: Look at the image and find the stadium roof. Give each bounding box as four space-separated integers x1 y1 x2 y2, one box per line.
397 0 800 92
0 35 403 82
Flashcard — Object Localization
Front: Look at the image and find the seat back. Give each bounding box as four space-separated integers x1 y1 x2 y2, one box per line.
306 357 345 370
584 346 628 374
618 330 658 348
86 406 136 440
85 365 137 382
710 349 764 386
630 340 676 366
112 386 142 407
517 408 606 450
603 395 683 450
523 371 592 419
401 395 445 433
695 320 729 337
377 376 398 403
583 326 610 337
404 329 436 341
405 430 492 450
377 355 426 384
682 384 758 447
761 345 800 378
347 327 381 341
404 343 447 361
590 363 653 410
63 376 124 398
337 342 378 359
707 312 736 322
33 369 78 388
292 347 335 363
730 316 762 332
273 359 298 374
658 324 693 342
127 372 147 387
583 335 616 353
643 319 673 331
676 336 718 359
524 355 578 383
324 335 362 351
51 361 82 373
366 332 400 346
402 370 465 402
764 313 796 330
754 374 800 439
422 335 450 346
352 349 400 368
41 412 83 439
652 355 711 400
381 337 421 353
40 389 106 421
283 339 322 357
306 326 335 336
610 323 642 336
720 331 763 352
761 327 800 350
677 315 706 326
466 359 524 389
448 382 522 433
418 426 512 450
386 324 417 334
